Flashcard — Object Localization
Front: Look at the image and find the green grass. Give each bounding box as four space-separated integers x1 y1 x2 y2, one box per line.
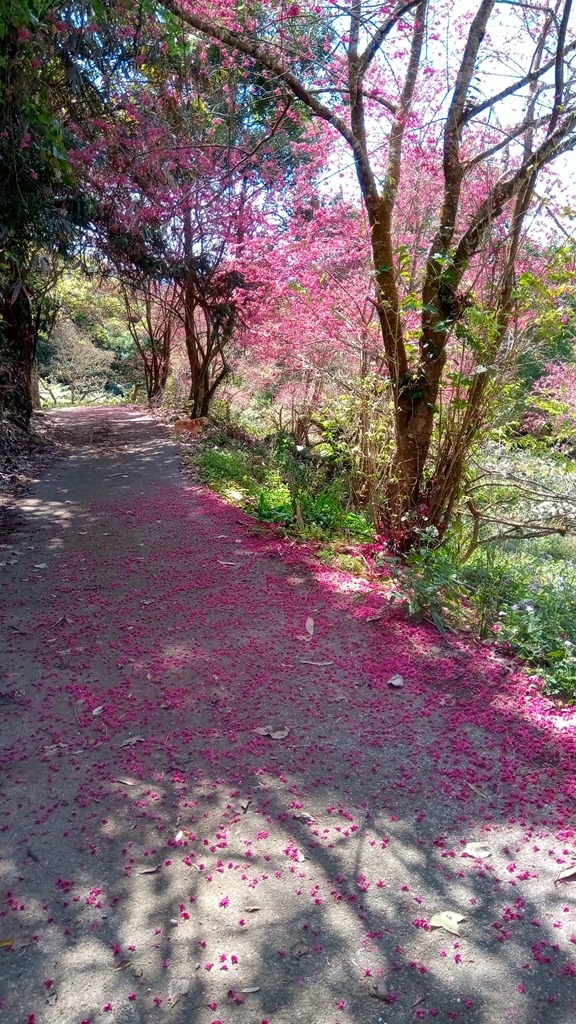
383 532 576 701
193 434 374 543
459 536 576 701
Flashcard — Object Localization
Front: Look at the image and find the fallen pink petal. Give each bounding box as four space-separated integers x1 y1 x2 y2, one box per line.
2 404 576 1024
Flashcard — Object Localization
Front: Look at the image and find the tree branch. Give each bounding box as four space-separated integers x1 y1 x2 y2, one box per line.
453 111 576 280
382 0 426 209
159 0 377 188
462 39 576 124
463 113 551 169
550 0 574 133
358 0 422 75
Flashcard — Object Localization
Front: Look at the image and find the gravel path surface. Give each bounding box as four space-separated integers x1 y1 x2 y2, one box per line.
1 405 576 1024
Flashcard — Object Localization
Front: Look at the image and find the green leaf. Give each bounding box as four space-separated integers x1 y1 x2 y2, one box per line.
431 608 447 637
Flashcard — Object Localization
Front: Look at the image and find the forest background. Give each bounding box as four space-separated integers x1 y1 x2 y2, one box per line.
3 0 576 698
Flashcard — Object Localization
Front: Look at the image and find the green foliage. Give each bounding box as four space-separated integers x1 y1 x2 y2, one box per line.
317 548 369 576
514 247 576 391
40 318 115 404
56 272 132 357
315 376 395 510
194 430 373 540
394 525 576 702
271 433 373 536
460 539 576 701
0 7 95 280
385 436 576 699
387 530 464 632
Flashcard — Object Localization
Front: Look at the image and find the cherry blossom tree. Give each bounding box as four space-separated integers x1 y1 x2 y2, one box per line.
160 0 576 547
75 22 323 416
120 280 181 403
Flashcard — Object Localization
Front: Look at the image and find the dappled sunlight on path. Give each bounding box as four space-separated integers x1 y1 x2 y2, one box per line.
1 408 576 1024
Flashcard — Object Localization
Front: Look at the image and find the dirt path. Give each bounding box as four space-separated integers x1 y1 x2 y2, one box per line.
1 406 576 1024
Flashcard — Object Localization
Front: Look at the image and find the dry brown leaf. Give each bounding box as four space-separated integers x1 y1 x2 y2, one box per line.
114 778 136 787
429 911 466 935
305 617 315 636
463 842 491 858
168 978 190 1006
387 674 404 688
244 905 260 913
298 659 333 666
555 865 576 884
0 938 14 948
113 959 132 972
466 782 488 798
368 984 388 1002
290 941 310 959
240 986 261 994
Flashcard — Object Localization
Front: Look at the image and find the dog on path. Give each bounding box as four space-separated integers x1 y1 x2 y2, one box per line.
172 417 209 437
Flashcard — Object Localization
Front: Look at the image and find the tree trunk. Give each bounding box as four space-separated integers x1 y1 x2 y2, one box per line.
369 211 447 547
0 287 35 429
31 364 41 409
188 376 213 418
383 383 443 549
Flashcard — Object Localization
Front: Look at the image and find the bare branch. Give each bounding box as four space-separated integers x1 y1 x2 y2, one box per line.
463 114 550 169
382 0 427 209
359 0 422 75
421 1 497 349
462 40 576 125
348 2 380 203
438 0 496 248
550 0 574 133
309 87 398 114
453 111 576 280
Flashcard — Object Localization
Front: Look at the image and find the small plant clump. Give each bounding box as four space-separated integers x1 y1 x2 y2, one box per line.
190 427 374 545
377 529 576 703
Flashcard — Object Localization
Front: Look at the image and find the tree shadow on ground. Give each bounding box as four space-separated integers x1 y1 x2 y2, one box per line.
1 414 576 1024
